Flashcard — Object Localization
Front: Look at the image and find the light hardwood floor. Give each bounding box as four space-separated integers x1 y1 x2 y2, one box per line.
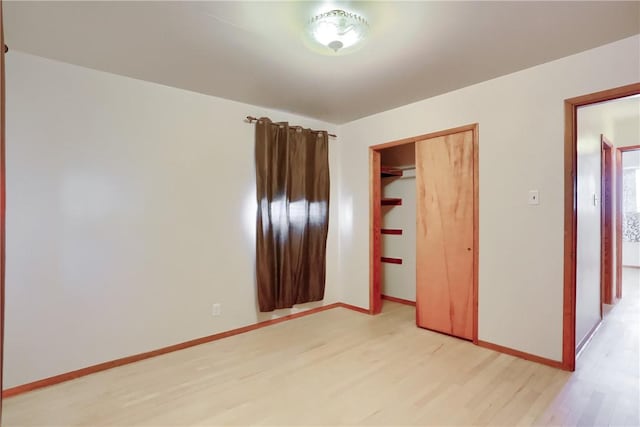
537 267 640 427
3 269 639 426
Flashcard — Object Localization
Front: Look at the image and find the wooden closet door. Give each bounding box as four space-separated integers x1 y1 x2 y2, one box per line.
415 130 474 340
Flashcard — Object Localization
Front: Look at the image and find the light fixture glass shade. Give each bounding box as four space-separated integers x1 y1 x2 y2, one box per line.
307 10 368 53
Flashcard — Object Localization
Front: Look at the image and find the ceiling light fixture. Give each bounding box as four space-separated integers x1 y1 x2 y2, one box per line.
307 9 368 53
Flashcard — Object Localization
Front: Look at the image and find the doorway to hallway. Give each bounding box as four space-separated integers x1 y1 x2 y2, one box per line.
564 84 640 371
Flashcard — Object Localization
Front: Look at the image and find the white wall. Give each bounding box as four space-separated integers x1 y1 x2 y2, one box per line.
623 151 640 267
605 98 639 273
4 52 340 388
338 35 640 361
575 106 605 347
623 242 640 266
614 113 640 148
618 115 640 267
381 171 416 302
578 97 640 292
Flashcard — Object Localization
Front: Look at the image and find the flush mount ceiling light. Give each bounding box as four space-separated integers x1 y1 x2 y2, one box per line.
307 9 369 53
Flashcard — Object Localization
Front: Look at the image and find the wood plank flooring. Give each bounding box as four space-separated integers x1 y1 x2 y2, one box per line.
537 267 640 427
3 269 638 426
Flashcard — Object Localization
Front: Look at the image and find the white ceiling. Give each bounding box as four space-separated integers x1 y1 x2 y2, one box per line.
4 1 640 124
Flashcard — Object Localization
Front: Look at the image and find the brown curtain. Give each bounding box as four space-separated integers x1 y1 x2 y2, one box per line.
254 118 330 312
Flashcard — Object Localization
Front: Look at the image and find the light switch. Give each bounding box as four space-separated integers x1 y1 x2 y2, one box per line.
528 190 540 205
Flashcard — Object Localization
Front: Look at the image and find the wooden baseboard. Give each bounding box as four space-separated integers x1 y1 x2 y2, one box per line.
3 302 345 398
477 340 564 370
381 294 416 306
336 302 371 314
575 319 602 358
5 301 568 399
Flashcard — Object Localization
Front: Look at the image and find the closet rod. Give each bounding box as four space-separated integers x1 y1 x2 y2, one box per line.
246 116 337 138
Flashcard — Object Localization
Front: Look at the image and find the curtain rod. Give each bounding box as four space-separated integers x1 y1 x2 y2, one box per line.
246 116 337 138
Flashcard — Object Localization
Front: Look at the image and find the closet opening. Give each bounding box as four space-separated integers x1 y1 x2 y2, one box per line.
379 143 416 308
369 124 479 343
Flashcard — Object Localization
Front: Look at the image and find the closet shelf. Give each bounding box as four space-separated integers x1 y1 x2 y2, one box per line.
381 167 403 178
381 198 402 206
381 257 403 264
381 228 403 235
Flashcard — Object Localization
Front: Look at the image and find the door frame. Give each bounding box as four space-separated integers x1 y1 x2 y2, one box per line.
368 123 479 343
601 136 614 307
563 82 640 371
616 144 640 300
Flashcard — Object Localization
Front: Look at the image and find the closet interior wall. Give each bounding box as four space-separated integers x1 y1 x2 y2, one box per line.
380 144 416 303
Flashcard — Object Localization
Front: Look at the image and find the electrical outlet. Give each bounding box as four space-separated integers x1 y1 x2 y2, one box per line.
211 303 221 316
